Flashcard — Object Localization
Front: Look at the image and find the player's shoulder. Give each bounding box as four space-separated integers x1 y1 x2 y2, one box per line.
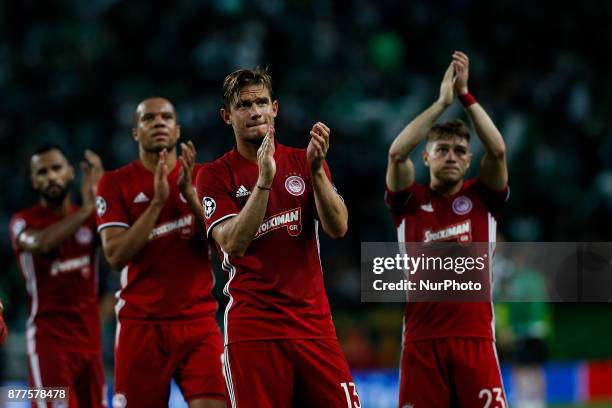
98 162 142 197
198 151 234 177
463 178 496 196
9 205 45 239
12 204 43 222
102 161 139 181
278 143 306 159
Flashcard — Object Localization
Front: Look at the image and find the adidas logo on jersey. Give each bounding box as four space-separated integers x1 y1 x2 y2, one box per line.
235 185 251 198
133 192 150 203
420 203 434 212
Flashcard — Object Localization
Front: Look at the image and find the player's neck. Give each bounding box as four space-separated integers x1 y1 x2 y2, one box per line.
235 139 260 163
41 196 71 216
139 148 177 173
430 178 464 196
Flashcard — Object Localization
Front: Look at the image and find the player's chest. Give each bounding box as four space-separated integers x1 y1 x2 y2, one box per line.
124 179 191 220
407 194 491 243
231 167 312 214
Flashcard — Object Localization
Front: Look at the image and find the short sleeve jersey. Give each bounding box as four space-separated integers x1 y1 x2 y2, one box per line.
196 144 337 344
386 178 508 342
96 160 217 322
9 205 101 352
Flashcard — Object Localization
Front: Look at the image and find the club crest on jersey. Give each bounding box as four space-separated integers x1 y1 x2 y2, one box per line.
75 226 93 245
254 208 302 239
203 197 216 219
423 220 472 244
285 175 305 196
452 196 473 215
96 196 107 217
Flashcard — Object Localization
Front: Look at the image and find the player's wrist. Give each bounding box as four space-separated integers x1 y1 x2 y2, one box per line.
150 197 167 209
310 164 325 177
78 203 95 217
435 97 452 110
256 175 273 190
458 90 477 108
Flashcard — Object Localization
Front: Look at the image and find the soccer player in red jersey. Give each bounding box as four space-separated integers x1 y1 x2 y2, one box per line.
96 97 225 408
196 69 361 408
0 300 7 345
386 52 509 407
9 145 106 407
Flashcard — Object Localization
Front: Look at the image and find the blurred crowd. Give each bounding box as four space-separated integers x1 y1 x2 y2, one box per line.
1 0 612 380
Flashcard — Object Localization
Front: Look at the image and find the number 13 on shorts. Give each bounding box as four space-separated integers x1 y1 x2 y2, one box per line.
340 382 361 408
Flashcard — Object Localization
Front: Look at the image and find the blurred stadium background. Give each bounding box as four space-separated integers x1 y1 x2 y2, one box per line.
1 0 611 406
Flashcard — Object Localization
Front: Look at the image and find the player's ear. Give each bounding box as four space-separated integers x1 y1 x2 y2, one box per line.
132 127 138 142
176 125 181 140
220 108 231 125
422 150 430 167
272 100 279 118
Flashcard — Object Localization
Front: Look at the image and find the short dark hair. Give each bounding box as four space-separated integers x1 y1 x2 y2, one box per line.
133 97 177 126
427 119 470 143
222 67 273 109
32 144 68 159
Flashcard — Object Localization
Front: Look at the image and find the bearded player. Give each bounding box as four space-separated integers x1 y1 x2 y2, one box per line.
9 145 106 407
96 98 225 408
386 52 508 407
196 68 361 408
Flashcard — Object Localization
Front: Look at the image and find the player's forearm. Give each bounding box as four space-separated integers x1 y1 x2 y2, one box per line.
386 159 415 192
312 169 348 239
19 206 93 254
388 100 448 162
102 201 164 269
465 104 506 158
216 185 270 258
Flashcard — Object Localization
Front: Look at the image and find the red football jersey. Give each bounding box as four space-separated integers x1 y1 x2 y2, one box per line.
386 178 508 342
9 205 101 352
96 160 217 322
196 143 338 344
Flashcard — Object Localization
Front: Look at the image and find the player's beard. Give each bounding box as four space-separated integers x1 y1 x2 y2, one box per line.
145 139 177 153
39 181 71 206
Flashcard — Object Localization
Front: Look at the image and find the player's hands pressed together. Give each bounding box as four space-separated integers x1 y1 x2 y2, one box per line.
178 141 197 198
257 125 276 188
438 63 456 108
80 149 104 213
307 122 330 174
452 51 469 95
152 149 170 207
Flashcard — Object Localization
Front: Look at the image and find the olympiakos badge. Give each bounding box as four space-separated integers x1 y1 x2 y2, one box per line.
452 196 473 215
285 175 305 196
